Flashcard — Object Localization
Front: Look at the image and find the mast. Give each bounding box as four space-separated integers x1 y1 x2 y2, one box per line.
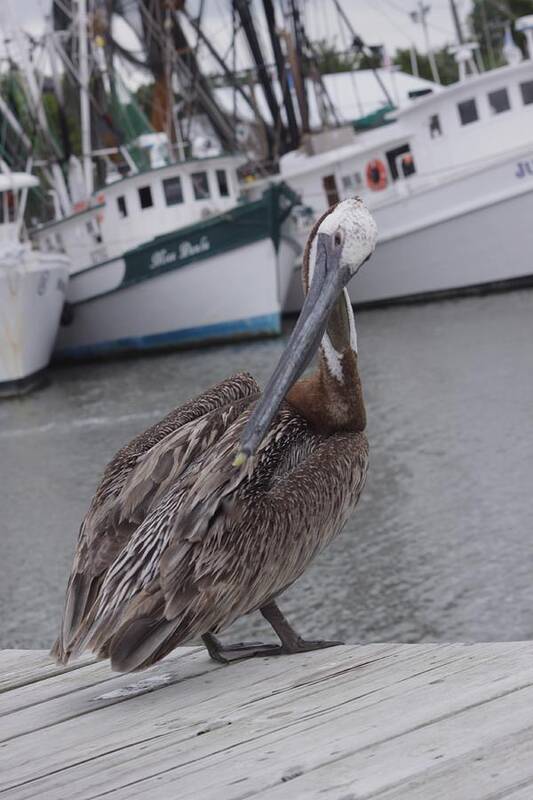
78 0 93 195
262 0 300 151
234 0 286 158
289 0 310 135
449 0 465 44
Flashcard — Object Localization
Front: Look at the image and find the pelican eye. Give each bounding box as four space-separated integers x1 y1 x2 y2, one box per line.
333 230 343 248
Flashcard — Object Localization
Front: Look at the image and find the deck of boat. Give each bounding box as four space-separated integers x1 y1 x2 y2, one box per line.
1 642 533 799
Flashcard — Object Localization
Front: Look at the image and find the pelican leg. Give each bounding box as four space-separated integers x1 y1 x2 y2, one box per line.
201 632 280 664
260 601 344 654
202 602 343 664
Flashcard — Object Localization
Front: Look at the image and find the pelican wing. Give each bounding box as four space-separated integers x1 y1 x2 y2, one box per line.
53 372 259 662
69 405 368 672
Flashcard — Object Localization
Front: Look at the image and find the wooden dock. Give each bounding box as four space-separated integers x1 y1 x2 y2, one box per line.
1 643 533 799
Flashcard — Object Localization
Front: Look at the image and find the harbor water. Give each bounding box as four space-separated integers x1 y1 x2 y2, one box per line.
1 288 532 650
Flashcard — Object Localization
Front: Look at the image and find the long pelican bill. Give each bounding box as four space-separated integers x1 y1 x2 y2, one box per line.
235 231 349 462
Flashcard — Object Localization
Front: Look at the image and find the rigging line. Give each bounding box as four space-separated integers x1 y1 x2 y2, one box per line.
333 0 363 117
378 0 455 39
373 0 417 47
221 20 244 63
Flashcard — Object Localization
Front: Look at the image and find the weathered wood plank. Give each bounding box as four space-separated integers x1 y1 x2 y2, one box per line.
243 689 533 800
0 650 95 695
0 646 205 720
0 643 532 800
367 727 533 800
96 670 533 800
0 644 520 795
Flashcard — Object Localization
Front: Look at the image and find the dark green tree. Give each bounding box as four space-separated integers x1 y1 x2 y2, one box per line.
311 38 359 73
468 0 532 68
393 47 459 86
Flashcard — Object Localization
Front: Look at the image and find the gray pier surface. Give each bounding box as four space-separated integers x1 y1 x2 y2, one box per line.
1 643 533 799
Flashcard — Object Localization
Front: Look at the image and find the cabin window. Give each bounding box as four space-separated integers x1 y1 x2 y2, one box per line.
342 175 353 190
163 176 184 206
117 195 128 218
488 87 510 114
429 114 442 138
216 169 229 197
520 79 533 105
342 173 362 191
192 171 210 200
386 144 415 180
86 219 103 244
458 98 478 125
138 185 153 209
322 175 339 206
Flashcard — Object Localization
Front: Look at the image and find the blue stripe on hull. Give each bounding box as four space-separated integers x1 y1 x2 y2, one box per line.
56 312 281 360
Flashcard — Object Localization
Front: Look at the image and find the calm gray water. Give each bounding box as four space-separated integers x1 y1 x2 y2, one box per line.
1 289 533 650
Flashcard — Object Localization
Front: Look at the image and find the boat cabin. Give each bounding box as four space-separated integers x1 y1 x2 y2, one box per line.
32 154 244 274
276 57 533 214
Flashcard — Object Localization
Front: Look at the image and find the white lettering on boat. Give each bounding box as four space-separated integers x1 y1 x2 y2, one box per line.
178 236 210 259
149 236 210 270
150 248 177 269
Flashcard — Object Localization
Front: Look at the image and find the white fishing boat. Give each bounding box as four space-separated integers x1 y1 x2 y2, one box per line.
32 156 301 358
250 18 533 310
23 0 303 360
0 172 69 396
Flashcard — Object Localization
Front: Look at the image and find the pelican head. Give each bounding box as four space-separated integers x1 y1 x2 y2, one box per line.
306 197 378 289
235 198 377 464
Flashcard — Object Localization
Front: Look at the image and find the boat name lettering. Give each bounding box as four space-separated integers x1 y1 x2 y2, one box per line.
178 236 210 259
150 248 177 269
515 160 533 179
150 237 210 270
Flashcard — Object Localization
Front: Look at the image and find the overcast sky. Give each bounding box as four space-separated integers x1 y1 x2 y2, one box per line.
1 0 473 80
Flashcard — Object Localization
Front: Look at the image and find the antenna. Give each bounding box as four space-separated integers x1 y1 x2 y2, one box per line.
78 0 93 196
409 2 441 84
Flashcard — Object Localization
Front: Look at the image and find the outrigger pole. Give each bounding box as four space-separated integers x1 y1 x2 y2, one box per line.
262 0 300 151
78 0 93 196
234 0 287 158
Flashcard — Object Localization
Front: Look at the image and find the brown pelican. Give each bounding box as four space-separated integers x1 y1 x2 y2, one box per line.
52 198 377 672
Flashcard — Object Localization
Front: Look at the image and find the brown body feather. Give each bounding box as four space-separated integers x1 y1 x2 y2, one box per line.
52 372 259 662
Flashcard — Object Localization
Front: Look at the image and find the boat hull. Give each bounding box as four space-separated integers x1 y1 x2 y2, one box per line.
352 185 533 306
284 149 533 310
0 250 68 396
55 185 300 359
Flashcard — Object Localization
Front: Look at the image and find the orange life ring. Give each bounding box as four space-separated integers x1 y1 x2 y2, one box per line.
365 158 387 191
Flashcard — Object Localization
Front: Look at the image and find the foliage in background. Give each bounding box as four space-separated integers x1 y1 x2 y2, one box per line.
393 47 459 85
310 39 459 86
468 0 531 68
